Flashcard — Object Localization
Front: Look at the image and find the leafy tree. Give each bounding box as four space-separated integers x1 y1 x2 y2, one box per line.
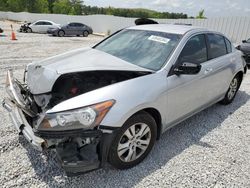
0 0 8 11
0 0 189 18
48 0 56 13
6 0 26 12
53 0 71 14
196 9 206 19
69 0 83 15
32 0 49 13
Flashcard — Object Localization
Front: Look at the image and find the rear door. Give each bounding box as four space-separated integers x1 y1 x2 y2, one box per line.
41 21 53 33
202 33 233 99
75 23 84 35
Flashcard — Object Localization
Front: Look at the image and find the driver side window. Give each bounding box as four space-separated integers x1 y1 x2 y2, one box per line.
178 34 207 65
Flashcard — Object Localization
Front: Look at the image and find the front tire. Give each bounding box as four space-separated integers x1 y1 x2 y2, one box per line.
109 111 157 169
220 75 241 105
83 30 89 37
58 30 65 37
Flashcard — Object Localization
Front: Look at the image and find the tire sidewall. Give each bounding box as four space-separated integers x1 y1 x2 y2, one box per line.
83 31 89 37
221 75 240 105
108 111 157 169
58 30 64 37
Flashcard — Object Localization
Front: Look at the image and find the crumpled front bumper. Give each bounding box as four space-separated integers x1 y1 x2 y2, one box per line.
2 70 115 175
2 70 46 151
2 98 46 151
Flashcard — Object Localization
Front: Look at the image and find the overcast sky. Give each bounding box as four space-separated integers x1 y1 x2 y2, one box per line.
84 0 250 17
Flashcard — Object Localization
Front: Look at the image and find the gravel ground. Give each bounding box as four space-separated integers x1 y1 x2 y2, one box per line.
0 20 250 188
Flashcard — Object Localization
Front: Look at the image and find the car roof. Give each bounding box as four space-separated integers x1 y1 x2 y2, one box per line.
68 22 83 24
35 20 53 23
127 24 208 35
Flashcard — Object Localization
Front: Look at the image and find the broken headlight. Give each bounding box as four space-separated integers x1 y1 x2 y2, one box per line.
38 100 115 131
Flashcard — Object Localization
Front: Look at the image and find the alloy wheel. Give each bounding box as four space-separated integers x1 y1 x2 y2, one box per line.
227 78 238 100
117 123 151 162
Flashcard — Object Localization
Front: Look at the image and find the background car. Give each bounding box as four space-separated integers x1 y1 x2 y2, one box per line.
237 38 250 66
47 22 93 37
28 20 60 33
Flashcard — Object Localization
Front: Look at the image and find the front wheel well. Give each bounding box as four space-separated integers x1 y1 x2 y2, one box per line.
134 108 162 140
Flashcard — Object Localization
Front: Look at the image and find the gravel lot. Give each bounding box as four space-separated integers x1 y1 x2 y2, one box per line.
0 20 250 188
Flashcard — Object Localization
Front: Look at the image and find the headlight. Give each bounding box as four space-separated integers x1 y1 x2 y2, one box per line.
38 100 115 131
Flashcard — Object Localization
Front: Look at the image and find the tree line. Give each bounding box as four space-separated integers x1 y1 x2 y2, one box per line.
0 0 83 15
82 6 188 19
0 0 190 18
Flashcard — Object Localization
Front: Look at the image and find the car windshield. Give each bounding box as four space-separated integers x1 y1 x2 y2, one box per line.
247 38 250 43
94 29 182 71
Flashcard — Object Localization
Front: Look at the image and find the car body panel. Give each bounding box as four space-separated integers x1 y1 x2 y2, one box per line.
29 20 60 33
238 40 250 65
26 47 153 94
239 42 250 55
47 22 93 36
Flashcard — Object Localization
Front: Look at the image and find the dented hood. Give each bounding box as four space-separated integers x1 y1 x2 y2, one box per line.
26 47 152 94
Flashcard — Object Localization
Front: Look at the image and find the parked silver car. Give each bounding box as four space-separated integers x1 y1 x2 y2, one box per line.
2 24 247 176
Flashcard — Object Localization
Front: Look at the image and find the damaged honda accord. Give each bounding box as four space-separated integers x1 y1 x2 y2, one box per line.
2 24 247 176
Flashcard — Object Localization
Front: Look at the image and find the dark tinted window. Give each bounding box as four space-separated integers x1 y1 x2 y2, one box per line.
75 23 83 27
225 38 232 53
44 22 52 25
68 23 76 26
35 21 43 25
178 34 207 64
207 34 227 59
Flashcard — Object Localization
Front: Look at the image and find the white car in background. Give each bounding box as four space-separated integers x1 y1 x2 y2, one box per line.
28 20 60 33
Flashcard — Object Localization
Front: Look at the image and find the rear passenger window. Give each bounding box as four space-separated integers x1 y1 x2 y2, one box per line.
76 23 83 27
225 38 232 53
178 34 207 64
44 22 52 25
207 34 227 59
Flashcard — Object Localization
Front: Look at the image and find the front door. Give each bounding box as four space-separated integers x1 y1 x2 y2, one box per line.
165 34 212 127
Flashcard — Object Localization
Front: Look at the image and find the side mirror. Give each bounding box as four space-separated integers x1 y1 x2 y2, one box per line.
242 40 247 43
174 62 201 75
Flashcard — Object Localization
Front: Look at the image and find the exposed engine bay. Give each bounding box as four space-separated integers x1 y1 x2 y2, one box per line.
32 70 150 110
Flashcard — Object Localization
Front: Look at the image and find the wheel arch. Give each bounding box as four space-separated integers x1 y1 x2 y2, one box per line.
134 107 162 140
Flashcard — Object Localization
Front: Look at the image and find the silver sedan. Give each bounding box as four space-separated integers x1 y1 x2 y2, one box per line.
2 24 247 176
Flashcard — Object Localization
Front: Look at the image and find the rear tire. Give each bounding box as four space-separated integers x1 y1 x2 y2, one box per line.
220 75 241 105
58 30 65 37
83 30 89 37
108 111 157 169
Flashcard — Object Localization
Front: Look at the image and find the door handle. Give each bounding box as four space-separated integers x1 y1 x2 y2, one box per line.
204 68 213 74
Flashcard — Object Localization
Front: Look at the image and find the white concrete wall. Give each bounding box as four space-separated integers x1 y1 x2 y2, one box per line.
0 11 250 44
